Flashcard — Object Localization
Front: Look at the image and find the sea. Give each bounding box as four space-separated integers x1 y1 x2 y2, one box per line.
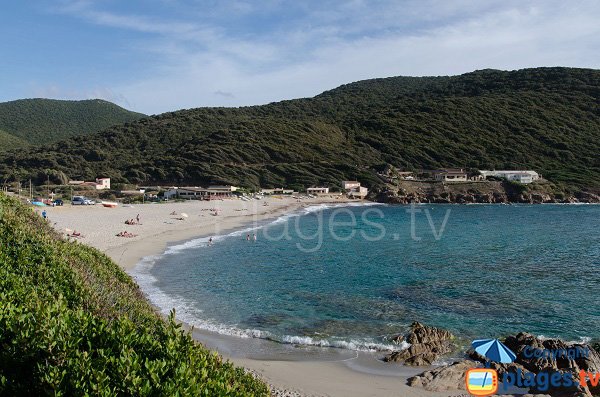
131 203 600 356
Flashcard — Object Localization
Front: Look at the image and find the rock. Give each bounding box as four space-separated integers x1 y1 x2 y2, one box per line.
470 332 600 397
575 191 600 203
384 322 454 366
407 360 479 391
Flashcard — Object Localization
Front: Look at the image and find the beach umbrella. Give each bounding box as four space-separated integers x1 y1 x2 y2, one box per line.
472 339 516 363
180 213 188 218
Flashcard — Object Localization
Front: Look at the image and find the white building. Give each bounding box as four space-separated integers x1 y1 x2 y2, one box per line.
479 170 540 184
348 186 369 198
342 181 361 190
95 178 110 190
341 180 368 198
208 185 238 192
307 187 329 194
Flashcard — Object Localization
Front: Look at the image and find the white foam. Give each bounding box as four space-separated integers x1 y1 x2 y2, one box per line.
281 335 407 352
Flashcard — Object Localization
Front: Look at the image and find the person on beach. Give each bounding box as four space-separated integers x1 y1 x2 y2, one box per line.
136 214 140 224
208 237 213 246
42 210 47 220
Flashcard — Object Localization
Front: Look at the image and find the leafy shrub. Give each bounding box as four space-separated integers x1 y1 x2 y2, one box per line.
0 194 269 396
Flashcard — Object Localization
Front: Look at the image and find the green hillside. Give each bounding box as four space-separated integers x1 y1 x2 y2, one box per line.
0 98 145 149
0 67 598 192
0 129 28 150
0 193 269 395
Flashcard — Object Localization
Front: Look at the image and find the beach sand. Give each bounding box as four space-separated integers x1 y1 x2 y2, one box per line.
47 196 450 397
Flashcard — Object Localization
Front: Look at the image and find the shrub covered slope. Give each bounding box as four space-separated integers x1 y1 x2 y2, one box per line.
0 193 269 396
0 98 145 150
0 68 598 192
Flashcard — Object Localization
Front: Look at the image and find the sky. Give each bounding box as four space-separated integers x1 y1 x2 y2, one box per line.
1 0 599 114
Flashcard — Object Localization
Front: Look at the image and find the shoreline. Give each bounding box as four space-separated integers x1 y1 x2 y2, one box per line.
48 196 452 396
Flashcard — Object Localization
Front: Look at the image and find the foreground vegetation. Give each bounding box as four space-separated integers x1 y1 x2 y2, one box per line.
0 98 145 150
0 193 269 396
0 68 599 194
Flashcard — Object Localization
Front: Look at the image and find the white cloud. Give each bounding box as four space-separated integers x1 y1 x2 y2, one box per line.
49 0 600 113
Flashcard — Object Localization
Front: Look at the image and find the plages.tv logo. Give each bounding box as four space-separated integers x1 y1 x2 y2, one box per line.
465 338 515 396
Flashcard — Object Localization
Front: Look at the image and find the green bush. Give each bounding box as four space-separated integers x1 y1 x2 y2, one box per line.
0 193 269 396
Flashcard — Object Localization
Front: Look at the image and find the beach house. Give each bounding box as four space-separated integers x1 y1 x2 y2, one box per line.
164 186 238 200
479 170 540 184
341 180 368 198
342 181 361 190
306 187 329 195
68 177 110 190
433 169 468 182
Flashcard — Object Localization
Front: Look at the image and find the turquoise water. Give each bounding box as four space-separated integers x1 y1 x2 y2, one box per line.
133 204 600 352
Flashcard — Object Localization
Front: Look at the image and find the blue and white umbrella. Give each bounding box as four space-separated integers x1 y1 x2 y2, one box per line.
472 339 516 363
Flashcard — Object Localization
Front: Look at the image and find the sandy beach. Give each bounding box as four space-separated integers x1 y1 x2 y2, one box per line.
46 196 449 397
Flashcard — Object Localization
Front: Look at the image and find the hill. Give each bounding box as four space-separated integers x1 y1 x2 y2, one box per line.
0 98 145 150
0 67 598 193
0 193 269 395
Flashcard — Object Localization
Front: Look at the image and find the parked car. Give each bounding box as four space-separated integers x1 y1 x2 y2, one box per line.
53 199 64 206
71 196 94 205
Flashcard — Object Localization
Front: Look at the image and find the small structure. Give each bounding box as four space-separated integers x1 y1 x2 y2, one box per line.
208 185 238 193
164 186 237 200
433 169 468 182
348 186 369 199
479 170 540 184
306 187 329 195
260 188 294 195
397 172 415 180
342 181 361 190
95 178 111 190
68 177 110 190
341 180 368 199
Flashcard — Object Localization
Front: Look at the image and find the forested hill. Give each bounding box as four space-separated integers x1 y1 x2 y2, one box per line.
0 67 598 192
0 98 145 149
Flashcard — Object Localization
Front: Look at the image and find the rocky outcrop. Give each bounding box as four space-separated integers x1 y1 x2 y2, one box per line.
406 332 600 397
373 180 596 204
407 360 478 391
383 322 454 366
467 333 600 397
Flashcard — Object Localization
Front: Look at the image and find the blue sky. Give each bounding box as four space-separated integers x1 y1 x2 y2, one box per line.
1 0 599 114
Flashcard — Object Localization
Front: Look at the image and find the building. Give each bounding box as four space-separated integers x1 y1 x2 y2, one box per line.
306 187 329 194
95 178 111 190
348 186 369 198
342 181 361 190
433 169 468 182
208 185 238 192
260 188 294 195
68 177 110 190
479 170 540 184
341 180 368 199
164 186 237 200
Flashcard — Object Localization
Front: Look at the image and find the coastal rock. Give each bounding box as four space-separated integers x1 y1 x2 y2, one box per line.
469 332 600 396
575 191 600 203
406 360 478 391
384 322 454 366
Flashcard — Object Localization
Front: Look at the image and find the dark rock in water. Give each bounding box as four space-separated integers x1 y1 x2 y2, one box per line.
383 322 454 366
407 360 478 391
